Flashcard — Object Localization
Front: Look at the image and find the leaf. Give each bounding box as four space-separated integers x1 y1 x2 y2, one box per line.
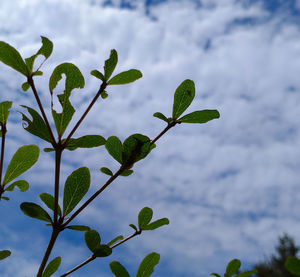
172 79 195 119
104 49 118 80
64 135 106 151
63 167 90 216
42 256 61 277
105 136 123 164
0 41 29 76
90 69 105 81
235 270 258 277
120 169 133 177
110 261 130 277
1 196 9 200
143 218 169 231
153 112 169 123
0 250 11 260
225 259 241 277
101 91 109 99
25 36 53 74
0 101 12 124
93 244 112 257
3 145 40 185
49 62 85 136
21 105 52 142
178 110 220 124
108 69 142 85
20 202 52 222
40 193 62 216
210 274 221 277
285 256 300 276
107 235 124 247
85 230 100 252
22 82 30 91
100 167 113 176
66 225 91 231
5 180 29 192
136 252 160 277
138 207 153 230
129 224 138 232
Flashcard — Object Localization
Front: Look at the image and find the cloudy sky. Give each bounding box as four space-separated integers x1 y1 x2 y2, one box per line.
0 0 300 276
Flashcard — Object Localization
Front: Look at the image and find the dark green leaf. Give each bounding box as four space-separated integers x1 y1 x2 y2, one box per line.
1 196 9 200
63 167 90 216
108 69 142 85
64 135 106 151
129 224 138 232
40 193 61 216
235 270 258 277
120 169 133 177
3 145 40 185
107 235 124 247
285 257 300 276
105 136 123 164
110 261 130 277
0 101 12 124
138 207 153 230
20 202 52 222
90 69 105 81
0 41 29 76
66 225 91 231
172 79 195 119
44 148 54 152
136 252 160 277
49 62 85 136
101 91 108 99
225 259 241 277
0 250 11 260
100 167 113 176
104 49 118 80
153 112 169 123
5 180 29 192
42 256 61 277
143 218 169 231
93 244 112 257
85 230 100 252
22 82 30 91
178 110 220 124
210 274 221 277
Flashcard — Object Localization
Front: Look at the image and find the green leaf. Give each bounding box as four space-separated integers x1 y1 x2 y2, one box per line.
0 101 12 124
40 193 62 216
21 106 52 142
210 274 221 277
235 270 258 277
108 69 142 85
120 169 133 177
93 244 112 257
172 79 195 119
49 62 85 136
64 135 106 151
225 259 241 277
136 252 160 277
153 112 169 123
105 136 123 164
5 180 29 192
32 70 43 76
107 235 124 247
143 218 169 231
22 82 30 91
110 261 130 277
285 257 300 276
0 250 11 260
129 224 138 232
44 148 54 152
20 202 52 222
66 225 91 231
42 256 61 277
0 41 29 76
138 207 153 230
101 91 108 99
1 196 9 200
104 49 118 80
63 167 90 216
178 110 220 124
85 230 100 252
90 69 105 81
100 167 113 176
3 145 40 185
25 36 53 73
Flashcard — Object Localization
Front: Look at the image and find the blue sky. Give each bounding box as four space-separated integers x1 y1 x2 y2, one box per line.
0 0 300 276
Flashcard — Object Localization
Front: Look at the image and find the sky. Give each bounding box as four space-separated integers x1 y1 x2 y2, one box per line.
0 0 300 276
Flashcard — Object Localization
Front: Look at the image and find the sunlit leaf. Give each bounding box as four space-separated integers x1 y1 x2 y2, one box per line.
0 250 11 260
138 207 153 230
107 235 124 247
85 230 100 252
178 110 220 124
108 69 142 85
66 225 91 231
20 202 52 222
110 261 130 277
90 69 105 81
105 136 123 164
143 218 169 231
40 193 61 216
42 256 61 277
104 49 118 80
5 180 29 192
136 252 160 277
0 101 12 125
64 135 106 151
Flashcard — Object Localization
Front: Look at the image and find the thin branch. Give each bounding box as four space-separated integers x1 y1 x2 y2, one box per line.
0 124 7 186
111 231 141 249
150 121 177 145
60 255 96 277
53 147 63 224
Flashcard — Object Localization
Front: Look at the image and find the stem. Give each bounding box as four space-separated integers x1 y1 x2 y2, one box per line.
151 121 176 145
27 76 57 146
60 255 96 277
36 229 60 277
62 82 107 147
0 124 7 185
111 231 141 249
53 147 63 224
